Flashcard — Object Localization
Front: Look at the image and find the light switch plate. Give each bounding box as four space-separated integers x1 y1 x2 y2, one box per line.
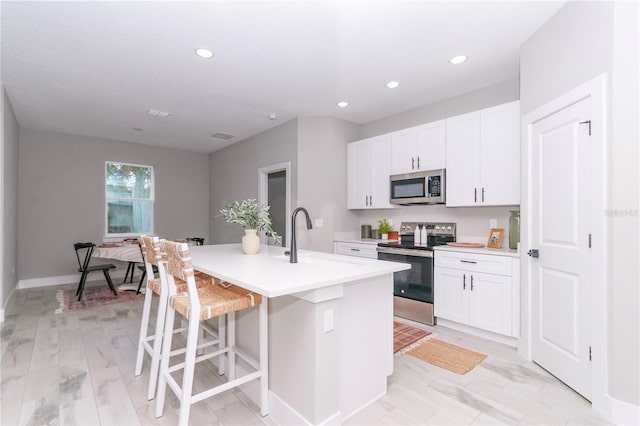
314 219 324 228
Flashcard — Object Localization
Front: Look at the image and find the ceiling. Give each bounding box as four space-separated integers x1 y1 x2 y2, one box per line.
1 1 566 154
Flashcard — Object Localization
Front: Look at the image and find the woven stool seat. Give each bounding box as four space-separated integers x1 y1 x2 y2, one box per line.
170 279 261 321
147 271 213 295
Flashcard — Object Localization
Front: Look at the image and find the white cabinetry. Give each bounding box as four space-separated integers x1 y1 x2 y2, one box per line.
334 241 378 259
434 249 519 337
348 134 394 209
391 120 446 175
445 101 520 206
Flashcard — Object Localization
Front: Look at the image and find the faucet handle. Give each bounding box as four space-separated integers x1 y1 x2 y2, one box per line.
284 251 291 256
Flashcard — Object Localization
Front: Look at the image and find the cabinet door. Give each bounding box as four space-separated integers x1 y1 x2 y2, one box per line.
480 101 520 205
347 140 370 209
445 111 481 206
370 134 394 208
390 127 417 175
434 267 468 324
467 271 512 336
415 120 446 171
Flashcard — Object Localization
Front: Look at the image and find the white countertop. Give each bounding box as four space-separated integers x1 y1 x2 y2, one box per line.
333 238 397 245
433 244 520 258
189 244 410 298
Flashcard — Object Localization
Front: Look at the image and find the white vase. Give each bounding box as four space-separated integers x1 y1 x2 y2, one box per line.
381 233 389 240
242 229 260 254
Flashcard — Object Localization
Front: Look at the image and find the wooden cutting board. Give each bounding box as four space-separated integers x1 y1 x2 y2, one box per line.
446 242 485 248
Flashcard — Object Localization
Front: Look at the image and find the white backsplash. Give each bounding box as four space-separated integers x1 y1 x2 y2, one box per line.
355 204 519 248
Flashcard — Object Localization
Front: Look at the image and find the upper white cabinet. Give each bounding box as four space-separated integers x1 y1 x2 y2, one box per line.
391 120 446 175
445 101 520 206
348 134 395 209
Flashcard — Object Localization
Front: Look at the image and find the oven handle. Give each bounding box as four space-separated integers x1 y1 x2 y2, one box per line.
376 246 434 258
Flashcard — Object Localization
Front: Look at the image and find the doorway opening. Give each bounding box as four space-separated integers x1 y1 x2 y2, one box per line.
258 162 291 247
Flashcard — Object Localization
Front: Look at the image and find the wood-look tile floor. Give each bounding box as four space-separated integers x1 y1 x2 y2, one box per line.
1 281 610 425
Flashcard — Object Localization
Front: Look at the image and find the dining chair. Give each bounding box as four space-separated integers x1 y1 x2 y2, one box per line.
185 237 205 246
134 235 220 401
155 240 268 425
73 242 117 301
136 242 157 294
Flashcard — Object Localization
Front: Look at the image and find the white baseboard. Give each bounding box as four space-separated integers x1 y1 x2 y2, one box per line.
603 393 640 425
18 269 129 289
436 318 519 347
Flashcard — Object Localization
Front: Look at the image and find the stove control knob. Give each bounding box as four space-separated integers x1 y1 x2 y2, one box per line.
435 225 440 230
447 226 452 231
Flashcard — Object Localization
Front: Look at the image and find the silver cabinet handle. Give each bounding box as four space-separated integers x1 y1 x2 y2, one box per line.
370 195 373 205
482 187 485 202
365 195 369 206
412 157 415 170
463 274 466 290
470 275 474 291
474 188 477 203
350 248 360 252
460 259 477 264
417 156 420 169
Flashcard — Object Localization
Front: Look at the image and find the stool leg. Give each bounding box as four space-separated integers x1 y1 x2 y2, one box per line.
135 288 154 376
227 311 236 381
178 313 200 426
147 290 169 401
218 315 225 375
155 305 175 419
259 301 269 416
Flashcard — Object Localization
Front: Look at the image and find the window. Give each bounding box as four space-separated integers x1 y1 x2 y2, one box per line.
105 162 154 236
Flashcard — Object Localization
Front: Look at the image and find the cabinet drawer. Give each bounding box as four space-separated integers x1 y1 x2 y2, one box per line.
334 242 378 259
435 251 512 276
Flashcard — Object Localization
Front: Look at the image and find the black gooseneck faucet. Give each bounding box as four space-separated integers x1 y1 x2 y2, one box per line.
288 207 313 263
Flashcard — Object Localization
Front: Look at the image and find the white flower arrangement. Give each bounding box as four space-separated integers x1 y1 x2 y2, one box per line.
219 198 282 245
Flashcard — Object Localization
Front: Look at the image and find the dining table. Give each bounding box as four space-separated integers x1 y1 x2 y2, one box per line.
93 243 144 291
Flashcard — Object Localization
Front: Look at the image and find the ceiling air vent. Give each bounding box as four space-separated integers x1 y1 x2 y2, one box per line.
211 133 235 140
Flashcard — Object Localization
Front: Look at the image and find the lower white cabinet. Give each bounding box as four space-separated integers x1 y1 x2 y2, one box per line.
434 250 519 337
334 241 379 259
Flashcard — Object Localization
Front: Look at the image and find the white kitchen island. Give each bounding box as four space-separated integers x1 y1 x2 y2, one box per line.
189 244 410 425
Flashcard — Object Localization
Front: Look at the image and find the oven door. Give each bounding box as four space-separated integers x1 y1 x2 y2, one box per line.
377 247 434 304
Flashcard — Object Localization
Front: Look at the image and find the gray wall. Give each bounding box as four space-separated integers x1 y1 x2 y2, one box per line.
18 128 210 280
209 119 298 245
296 116 360 253
2 88 19 311
521 0 639 407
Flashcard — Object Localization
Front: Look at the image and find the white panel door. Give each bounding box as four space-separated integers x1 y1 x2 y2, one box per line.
390 127 417 175
434 267 467 324
468 272 512 336
445 111 481 206
370 134 393 208
347 140 370 209
529 97 592 400
480 101 520 205
415 120 446 171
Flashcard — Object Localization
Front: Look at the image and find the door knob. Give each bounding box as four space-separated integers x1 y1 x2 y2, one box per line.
527 249 540 258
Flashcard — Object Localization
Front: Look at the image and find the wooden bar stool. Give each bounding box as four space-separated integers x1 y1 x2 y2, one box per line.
134 235 223 401
155 240 268 425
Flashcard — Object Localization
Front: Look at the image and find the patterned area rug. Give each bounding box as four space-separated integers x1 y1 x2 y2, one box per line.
54 286 144 313
394 321 433 356
408 338 487 374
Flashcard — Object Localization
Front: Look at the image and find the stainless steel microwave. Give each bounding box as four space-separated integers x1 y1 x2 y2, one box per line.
389 169 446 205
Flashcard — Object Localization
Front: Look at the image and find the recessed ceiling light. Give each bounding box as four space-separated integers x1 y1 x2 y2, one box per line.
147 108 171 118
337 101 349 108
195 48 214 58
132 127 143 132
449 55 468 65
211 132 234 140
386 81 400 89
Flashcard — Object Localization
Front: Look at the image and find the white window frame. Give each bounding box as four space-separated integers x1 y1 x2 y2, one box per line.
104 161 154 239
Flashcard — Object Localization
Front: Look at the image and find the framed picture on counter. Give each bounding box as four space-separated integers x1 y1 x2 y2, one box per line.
487 228 505 248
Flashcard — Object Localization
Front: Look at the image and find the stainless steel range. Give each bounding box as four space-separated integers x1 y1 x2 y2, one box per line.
377 222 456 325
